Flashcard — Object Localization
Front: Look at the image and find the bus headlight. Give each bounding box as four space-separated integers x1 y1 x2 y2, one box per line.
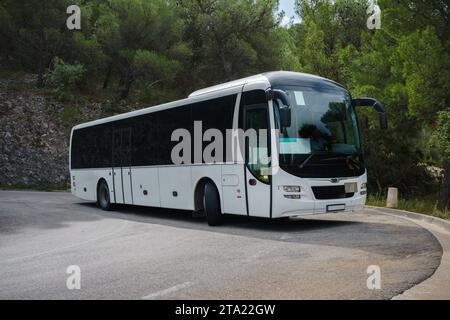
283 186 301 192
360 182 367 195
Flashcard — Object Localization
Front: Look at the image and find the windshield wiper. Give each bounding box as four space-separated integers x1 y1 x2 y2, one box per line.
298 153 315 169
321 152 351 161
298 151 357 168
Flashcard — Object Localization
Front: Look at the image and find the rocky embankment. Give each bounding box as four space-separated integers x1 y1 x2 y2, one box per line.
0 76 102 189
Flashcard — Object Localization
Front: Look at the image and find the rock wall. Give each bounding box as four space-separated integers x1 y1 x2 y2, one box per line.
0 77 102 188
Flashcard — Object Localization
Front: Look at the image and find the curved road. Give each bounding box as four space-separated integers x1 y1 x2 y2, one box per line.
0 191 443 299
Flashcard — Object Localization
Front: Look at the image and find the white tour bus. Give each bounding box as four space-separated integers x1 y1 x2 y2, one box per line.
70 71 387 225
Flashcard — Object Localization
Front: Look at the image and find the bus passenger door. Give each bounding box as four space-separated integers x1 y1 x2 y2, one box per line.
244 104 271 217
121 128 133 204
112 130 124 204
112 128 133 204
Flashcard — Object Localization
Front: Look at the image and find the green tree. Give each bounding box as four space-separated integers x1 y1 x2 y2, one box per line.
275 26 303 72
432 110 450 209
177 0 281 90
300 19 335 78
293 0 369 82
0 0 72 87
48 57 86 101
394 27 450 121
94 0 186 99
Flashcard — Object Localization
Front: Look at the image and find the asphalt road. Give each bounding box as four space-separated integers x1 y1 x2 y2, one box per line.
0 191 443 299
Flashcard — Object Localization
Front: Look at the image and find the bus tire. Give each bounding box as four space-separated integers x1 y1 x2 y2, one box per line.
203 182 222 226
97 180 112 211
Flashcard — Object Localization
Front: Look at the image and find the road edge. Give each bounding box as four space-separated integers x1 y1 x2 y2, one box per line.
366 205 450 300
365 205 450 232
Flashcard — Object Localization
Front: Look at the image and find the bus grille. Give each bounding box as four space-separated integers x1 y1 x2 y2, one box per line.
311 186 354 200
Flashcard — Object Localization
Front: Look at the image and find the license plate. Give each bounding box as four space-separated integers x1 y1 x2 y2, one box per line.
327 204 345 212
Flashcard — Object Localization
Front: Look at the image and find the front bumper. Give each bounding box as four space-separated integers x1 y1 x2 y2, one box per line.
272 170 367 218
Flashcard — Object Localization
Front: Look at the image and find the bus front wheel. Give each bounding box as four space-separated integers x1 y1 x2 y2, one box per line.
203 182 222 226
97 180 112 211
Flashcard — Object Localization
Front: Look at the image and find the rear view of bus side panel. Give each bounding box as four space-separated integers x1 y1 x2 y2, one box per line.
131 167 160 207
71 168 113 202
70 125 114 203
159 166 194 210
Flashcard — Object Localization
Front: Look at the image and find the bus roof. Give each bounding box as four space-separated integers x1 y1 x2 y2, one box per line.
188 71 345 97
188 74 268 97
72 71 345 130
263 71 345 89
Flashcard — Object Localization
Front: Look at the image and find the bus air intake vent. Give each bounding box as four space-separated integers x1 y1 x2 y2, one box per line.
311 186 354 200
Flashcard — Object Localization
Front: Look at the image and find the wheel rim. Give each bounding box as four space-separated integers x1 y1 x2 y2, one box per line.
99 184 108 207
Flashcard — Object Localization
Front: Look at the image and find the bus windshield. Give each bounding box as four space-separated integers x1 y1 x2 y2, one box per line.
274 85 364 178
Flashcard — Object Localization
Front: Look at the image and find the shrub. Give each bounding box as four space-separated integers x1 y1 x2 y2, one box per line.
47 57 86 101
60 105 81 127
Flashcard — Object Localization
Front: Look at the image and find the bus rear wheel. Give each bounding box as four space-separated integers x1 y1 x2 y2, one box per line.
203 182 222 226
97 180 112 211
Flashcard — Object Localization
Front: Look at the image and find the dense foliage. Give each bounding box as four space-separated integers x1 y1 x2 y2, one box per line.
0 0 449 207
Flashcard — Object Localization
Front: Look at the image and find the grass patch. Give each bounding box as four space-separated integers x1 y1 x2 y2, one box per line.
0 180 69 192
59 104 82 127
367 193 450 220
0 65 27 79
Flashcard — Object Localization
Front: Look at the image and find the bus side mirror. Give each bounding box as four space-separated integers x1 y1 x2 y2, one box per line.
353 97 388 129
266 89 292 127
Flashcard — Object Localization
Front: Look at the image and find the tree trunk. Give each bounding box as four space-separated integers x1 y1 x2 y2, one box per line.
37 58 45 88
120 76 133 99
218 48 232 81
376 178 382 195
439 160 450 211
103 63 113 89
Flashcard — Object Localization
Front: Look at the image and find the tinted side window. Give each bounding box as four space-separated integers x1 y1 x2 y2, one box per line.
71 124 112 169
131 113 159 166
119 106 187 165
239 90 267 129
158 106 192 165
71 129 82 169
71 95 236 168
192 95 236 163
112 105 192 167
96 125 112 167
